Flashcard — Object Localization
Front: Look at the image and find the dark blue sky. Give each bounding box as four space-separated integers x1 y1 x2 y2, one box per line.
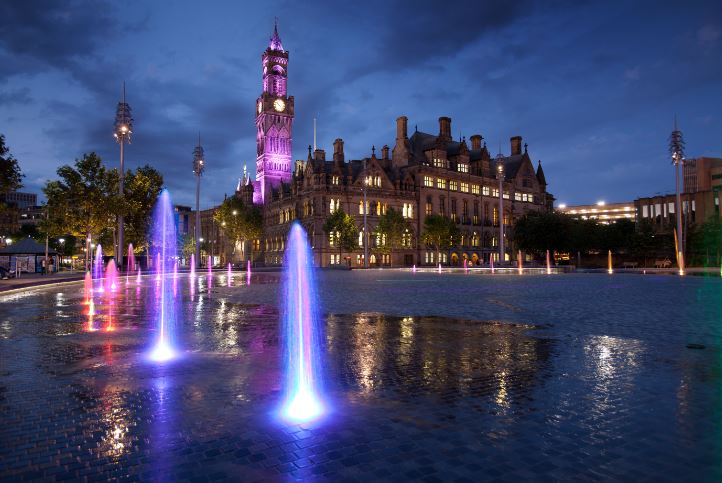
1 0 721 209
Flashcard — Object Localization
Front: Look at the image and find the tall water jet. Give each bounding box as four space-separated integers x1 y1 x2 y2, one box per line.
105 261 118 292
136 267 142 284
207 255 212 275
546 250 552 275
607 250 613 274
517 250 523 275
83 271 93 303
412 264 416 273
246 259 252 285
438 263 442 274
280 222 325 423
155 253 162 281
190 253 196 277
93 245 104 293
127 244 136 272
227 262 232 287
490 256 495 274
463 258 468 273
149 190 179 362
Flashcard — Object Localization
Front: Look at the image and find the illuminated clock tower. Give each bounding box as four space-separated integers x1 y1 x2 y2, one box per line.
254 21 294 204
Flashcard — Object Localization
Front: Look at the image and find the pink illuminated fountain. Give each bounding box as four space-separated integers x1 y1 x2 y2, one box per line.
608 250 613 274
517 250 523 275
93 245 104 293
437 263 442 274
83 271 92 302
227 262 232 287
490 256 495 274
412 264 416 273
207 255 212 275
280 222 325 423
136 267 141 284
546 250 552 275
155 253 161 281
127 244 136 272
105 261 118 292
246 259 252 285
190 253 196 277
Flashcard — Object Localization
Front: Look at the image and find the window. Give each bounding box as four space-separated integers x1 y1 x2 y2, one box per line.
358 200 369 215
402 203 413 219
331 175 340 185
515 192 522 201
472 184 480 195
424 176 434 187
451 199 457 221
330 198 341 213
491 188 498 197
330 253 340 265
439 196 446 215
437 178 446 189
458 163 468 173
493 207 498 225
432 158 446 168
462 200 469 218
425 198 433 216
483 186 490 196
358 229 364 247
329 231 339 247
449 180 458 191
460 182 469 193
402 230 412 248
503 191 510 200
375 202 387 216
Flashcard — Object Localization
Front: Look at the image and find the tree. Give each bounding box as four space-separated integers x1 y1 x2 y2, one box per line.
422 214 459 264
43 153 115 269
373 207 412 267
122 165 164 257
213 195 263 262
0 134 23 202
323 208 358 265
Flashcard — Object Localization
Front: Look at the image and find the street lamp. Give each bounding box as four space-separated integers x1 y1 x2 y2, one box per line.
193 134 205 267
496 150 505 264
114 82 133 271
670 118 686 274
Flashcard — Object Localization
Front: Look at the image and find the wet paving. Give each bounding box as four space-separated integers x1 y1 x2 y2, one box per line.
1 270 721 481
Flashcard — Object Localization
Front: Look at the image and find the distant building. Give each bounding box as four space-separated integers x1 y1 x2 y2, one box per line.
557 201 635 223
1 191 37 209
174 205 192 237
19 205 45 227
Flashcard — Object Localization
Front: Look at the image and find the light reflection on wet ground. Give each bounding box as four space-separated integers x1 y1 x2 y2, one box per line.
0 271 721 480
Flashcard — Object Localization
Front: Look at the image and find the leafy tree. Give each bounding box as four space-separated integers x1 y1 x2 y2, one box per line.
122 165 164 256
515 211 573 255
43 153 115 269
373 207 412 267
0 134 24 205
323 208 358 264
182 233 197 261
422 214 459 264
213 195 263 262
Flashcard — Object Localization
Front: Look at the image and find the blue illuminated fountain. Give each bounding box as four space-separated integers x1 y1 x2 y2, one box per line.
280 222 325 423
148 190 178 362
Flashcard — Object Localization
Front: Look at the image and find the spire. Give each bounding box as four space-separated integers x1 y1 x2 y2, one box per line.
536 160 547 186
269 18 284 52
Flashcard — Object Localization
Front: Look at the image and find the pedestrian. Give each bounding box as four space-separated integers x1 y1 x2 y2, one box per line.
40 257 46 275
48 257 54 274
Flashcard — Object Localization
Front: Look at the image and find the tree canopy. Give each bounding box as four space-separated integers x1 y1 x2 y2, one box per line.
213 195 263 260
422 214 459 261
373 207 412 267
323 208 358 262
0 134 24 213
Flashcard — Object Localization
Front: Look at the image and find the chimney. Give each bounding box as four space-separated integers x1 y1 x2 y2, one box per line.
438 116 452 140
470 134 482 150
510 136 522 156
333 138 344 164
396 116 408 140
381 145 389 160
314 149 326 162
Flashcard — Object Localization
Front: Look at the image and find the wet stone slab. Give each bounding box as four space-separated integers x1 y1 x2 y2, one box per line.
0 273 721 481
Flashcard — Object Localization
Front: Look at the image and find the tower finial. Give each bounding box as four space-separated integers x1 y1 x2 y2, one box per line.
269 17 284 51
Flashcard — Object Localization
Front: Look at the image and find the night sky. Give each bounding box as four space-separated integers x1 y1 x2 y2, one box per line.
1 0 721 209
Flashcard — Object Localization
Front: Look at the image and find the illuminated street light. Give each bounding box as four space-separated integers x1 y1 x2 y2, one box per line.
114 82 133 271
193 134 205 266
496 150 505 264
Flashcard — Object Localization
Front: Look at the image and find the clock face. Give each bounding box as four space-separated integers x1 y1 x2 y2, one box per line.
273 98 285 112
257 101 262 114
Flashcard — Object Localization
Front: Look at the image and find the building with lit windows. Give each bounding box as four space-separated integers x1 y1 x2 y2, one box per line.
197 24 554 268
557 200 635 223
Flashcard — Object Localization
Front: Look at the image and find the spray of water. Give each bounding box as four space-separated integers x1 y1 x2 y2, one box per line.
149 190 179 362
280 222 325 423
246 259 251 285
93 245 104 293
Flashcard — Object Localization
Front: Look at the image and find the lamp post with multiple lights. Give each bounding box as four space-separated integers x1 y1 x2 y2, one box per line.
670 119 686 274
193 136 205 267
113 83 133 270
496 150 505 265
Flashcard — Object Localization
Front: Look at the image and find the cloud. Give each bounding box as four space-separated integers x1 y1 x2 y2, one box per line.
0 87 32 105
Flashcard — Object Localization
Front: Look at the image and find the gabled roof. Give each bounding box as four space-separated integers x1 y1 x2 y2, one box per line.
0 237 57 255
536 160 547 186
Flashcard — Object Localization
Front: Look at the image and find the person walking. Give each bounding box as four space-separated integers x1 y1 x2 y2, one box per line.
40 257 46 275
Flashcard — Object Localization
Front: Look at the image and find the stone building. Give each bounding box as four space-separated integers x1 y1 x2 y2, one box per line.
198 24 554 267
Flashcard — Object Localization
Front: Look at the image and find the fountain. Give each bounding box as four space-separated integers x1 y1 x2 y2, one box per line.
105 261 118 292
437 263 442 274
190 253 196 277
546 250 552 275
412 264 416 273
127 244 136 273
207 255 212 275
93 245 104 293
227 262 232 287
148 190 179 362
246 259 251 285
464 259 469 273
280 222 325 423
608 250 613 274
517 250 523 275
490 256 495 274
155 253 161 281
83 271 92 302
136 267 142 284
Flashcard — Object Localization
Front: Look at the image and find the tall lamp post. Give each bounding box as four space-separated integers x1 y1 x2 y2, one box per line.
193 135 205 267
114 83 133 270
670 119 686 274
496 150 505 264
363 155 368 268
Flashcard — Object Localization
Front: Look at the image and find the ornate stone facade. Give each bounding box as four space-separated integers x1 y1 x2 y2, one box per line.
231 24 554 267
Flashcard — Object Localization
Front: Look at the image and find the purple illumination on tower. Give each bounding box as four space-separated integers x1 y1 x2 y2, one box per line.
255 21 294 204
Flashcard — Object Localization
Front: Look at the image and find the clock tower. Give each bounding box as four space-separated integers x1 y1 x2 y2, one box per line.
254 21 294 204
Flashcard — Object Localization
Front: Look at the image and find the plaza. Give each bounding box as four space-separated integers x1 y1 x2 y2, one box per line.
1 270 720 481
